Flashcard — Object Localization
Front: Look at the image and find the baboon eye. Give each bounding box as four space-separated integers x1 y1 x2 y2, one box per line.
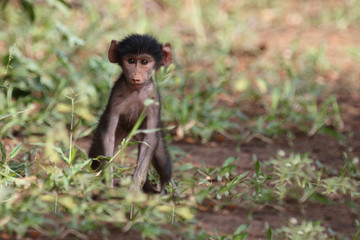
128 58 136 64
141 59 149 65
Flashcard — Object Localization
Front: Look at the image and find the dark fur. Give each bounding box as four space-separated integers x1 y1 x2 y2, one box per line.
88 34 176 194
115 34 163 67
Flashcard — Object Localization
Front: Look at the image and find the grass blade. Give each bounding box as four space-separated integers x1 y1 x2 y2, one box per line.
8 143 21 159
0 141 6 163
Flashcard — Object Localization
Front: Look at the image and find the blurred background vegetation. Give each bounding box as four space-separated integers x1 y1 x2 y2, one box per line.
2 0 359 146
0 0 360 239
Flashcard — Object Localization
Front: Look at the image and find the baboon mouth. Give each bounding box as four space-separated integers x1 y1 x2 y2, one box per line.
131 83 146 88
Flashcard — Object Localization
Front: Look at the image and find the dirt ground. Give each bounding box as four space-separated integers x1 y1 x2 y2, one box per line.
177 131 359 239
174 26 360 239
175 26 360 238
79 87 360 239
82 91 360 239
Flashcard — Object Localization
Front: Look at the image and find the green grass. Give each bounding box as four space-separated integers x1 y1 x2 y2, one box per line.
0 0 360 239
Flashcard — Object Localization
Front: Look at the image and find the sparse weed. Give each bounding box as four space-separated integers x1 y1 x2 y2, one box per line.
211 225 248 240
274 219 328 240
239 46 343 139
267 151 359 202
195 157 248 202
270 152 316 200
160 67 237 142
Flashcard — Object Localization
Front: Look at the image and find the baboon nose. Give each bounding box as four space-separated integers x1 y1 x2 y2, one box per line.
132 78 141 83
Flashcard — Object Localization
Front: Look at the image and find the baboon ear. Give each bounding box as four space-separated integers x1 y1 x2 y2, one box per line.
108 40 119 63
161 43 173 66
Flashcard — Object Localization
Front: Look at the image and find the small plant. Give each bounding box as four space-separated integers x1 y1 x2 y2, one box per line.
319 162 357 197
195 157 248 202
0 141 22 185
275 219 328 240
250 157 272 202
245 46 343 138
270 152 316 200
211 225 248 240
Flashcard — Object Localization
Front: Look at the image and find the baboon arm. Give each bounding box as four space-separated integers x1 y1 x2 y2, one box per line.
133 105 159 188
101 115 119 157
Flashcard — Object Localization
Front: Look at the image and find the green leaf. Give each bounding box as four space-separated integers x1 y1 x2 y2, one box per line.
55 49 74 72
70 146 76 165
59 196 76 210
134 128 161 134
353 232 358 240
176 163 193 171
8 143 22 159
56 22 85 47
0 113 18 121
0 141 6 163
218 186 229 195
234 225 248 239
340 163 346 178
0 110 27 121
1 0 10 9
270 88 280 112
31 142 69 163
230 171 249 186
256 78 267 94
175 206 194 220
144 98 158 106
255 160 260 177
72 120 81 133
55 0 72 8
20 0 35 22
218 165 236 177
222 156 236 167
53 146 69 164
267 227 272 240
